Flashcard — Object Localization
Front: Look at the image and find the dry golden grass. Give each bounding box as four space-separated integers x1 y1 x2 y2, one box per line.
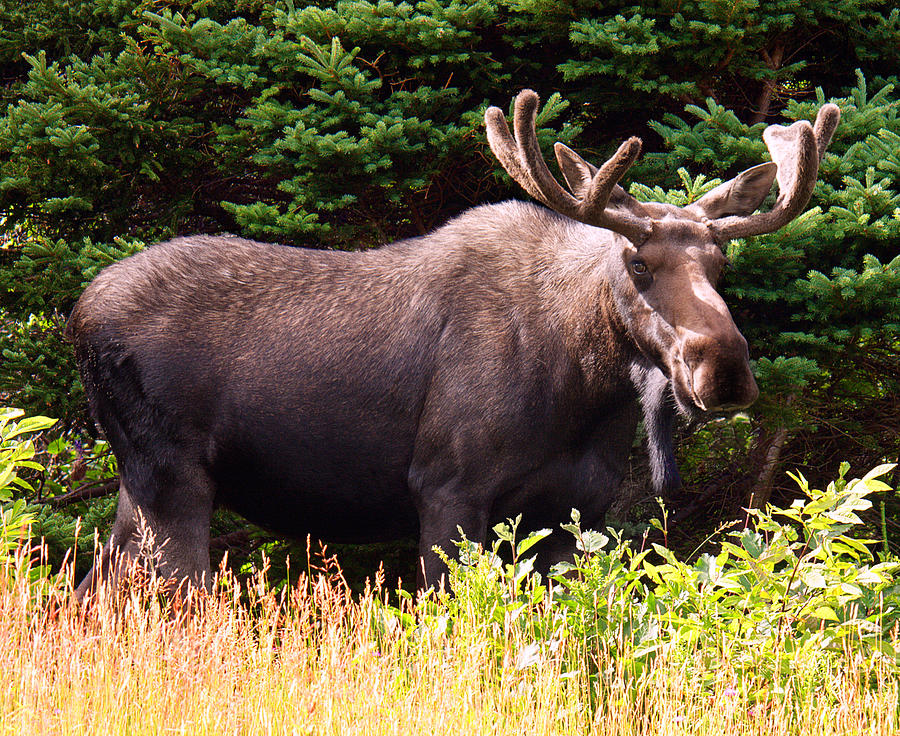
1 544 897 736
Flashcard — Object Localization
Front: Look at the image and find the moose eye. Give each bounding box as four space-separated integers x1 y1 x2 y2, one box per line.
630 259 649 276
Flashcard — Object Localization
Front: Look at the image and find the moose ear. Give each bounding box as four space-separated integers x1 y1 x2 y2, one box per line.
554 143 652 219
687 162 778 220
554 143 596 198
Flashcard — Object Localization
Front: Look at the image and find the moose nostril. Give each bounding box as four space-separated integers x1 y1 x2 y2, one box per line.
691 359 758 411
681 343 704 373
682 336 758 412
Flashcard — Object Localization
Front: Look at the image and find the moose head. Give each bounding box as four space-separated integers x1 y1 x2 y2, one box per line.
485 91 840 418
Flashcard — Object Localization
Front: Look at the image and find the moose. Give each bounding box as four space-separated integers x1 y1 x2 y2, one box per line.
68 91 840 597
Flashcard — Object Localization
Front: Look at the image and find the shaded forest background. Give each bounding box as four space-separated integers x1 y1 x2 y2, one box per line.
0 0 898 587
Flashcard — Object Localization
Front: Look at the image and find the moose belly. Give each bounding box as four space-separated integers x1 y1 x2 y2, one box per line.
207 409 419 544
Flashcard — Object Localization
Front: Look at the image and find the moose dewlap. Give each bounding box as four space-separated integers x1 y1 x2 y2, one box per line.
68 90 840 596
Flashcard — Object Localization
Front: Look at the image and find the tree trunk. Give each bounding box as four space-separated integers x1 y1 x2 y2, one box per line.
748 424 790 510
751 42 785 124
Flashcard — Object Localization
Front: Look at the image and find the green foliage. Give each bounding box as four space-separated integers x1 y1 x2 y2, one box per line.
0 313 83 421
392 463 900 699
0 408 55 500
0 408 56 586
0 408 117 585
509 0 900 115
0 235 145 421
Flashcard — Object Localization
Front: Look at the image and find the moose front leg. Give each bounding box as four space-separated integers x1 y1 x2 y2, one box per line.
415 483 491 592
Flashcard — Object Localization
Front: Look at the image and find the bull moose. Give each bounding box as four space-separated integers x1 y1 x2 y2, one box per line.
68 90 840 597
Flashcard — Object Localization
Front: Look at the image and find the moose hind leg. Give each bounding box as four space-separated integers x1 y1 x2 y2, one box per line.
75 465 214 601
74 481 147 601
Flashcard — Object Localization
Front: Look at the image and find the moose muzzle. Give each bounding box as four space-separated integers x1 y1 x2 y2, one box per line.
678 330 759 412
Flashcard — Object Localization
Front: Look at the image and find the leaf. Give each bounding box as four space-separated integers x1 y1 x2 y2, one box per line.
46 438 66 454
801 569 827 589
576 530 609 554
840 583 862 597
0 464 15 492
0 408 25 430
787 470 810 493
811 606 840 622
4 415 56 439
855 568 891 585
492 521 514 543
516 528 552 557
862 463 897 483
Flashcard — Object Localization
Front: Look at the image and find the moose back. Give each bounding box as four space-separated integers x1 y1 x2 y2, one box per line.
68 91 840 595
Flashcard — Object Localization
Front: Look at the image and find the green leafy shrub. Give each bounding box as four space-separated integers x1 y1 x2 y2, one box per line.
0 407 119 586
0 408 56 587
394 463 900 702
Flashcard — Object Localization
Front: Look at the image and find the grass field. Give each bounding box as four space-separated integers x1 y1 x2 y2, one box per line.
1 539 897 736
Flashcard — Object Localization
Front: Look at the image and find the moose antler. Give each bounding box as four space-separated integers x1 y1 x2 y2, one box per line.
709 103 841 242
485 90 653 244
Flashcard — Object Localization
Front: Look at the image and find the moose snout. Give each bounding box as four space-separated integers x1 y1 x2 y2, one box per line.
683 335 759 412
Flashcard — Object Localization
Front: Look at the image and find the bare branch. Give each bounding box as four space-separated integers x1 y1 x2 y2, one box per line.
50 478 119 507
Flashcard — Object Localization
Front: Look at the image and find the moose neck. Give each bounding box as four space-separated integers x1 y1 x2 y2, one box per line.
535 219 644 403
530 215 680 493
427 200 649 404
